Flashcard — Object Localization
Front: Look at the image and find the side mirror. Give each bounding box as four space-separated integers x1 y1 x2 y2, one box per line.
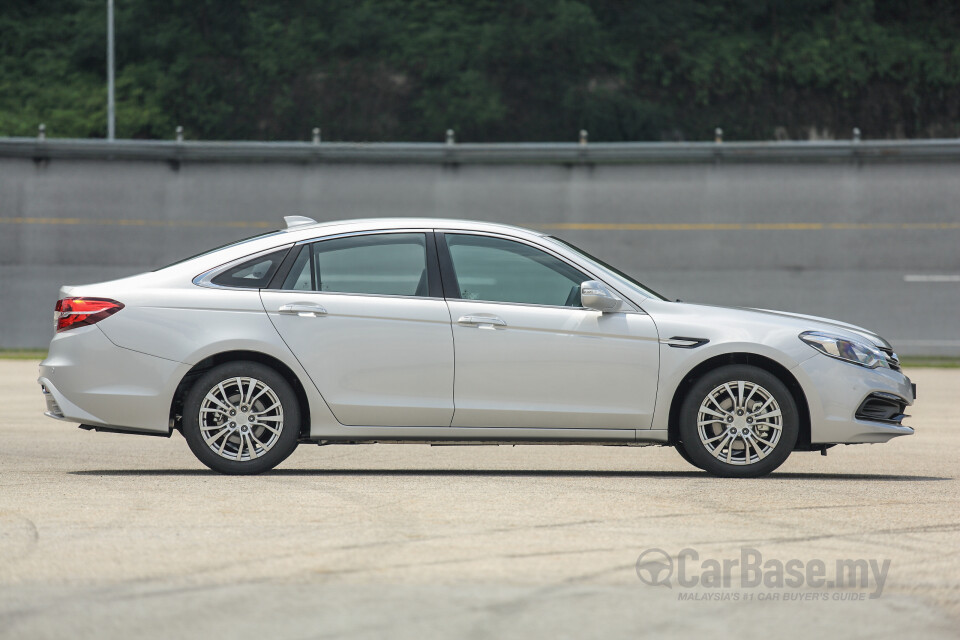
580 280 621 312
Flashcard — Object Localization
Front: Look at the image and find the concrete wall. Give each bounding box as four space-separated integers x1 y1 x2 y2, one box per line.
2 154 958 353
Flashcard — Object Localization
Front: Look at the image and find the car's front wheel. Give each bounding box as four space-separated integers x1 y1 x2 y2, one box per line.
678 365 799 477
183 361 301 475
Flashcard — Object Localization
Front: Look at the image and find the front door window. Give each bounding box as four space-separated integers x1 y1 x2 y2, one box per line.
444 234 586 307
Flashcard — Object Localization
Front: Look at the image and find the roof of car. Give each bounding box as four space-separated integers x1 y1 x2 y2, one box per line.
280 217 544 238
158 217 551 277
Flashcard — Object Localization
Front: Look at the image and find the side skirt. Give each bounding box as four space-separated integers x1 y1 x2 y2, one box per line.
303 426 669 446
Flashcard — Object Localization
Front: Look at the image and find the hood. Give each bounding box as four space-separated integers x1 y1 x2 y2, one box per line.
745 307 891 350
656 300 893 351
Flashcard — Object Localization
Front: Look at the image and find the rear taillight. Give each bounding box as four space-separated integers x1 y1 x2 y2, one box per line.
55 297 125 333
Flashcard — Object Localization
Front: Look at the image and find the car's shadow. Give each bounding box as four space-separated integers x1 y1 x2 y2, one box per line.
68 469 951 481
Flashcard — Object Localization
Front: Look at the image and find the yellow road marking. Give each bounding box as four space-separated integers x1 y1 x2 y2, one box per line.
540 222 960 231
0 217 272 228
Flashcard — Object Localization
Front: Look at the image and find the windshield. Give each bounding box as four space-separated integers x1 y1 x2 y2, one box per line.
547 236 669 301
153 229 283 271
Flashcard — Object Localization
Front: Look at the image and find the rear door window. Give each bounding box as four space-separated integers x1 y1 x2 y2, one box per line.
280 233 431 297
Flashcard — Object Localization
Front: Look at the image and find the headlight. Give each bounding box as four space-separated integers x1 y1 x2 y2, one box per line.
799 331 888 369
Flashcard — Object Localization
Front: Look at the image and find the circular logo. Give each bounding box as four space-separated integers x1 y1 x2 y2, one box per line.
635 548 673 588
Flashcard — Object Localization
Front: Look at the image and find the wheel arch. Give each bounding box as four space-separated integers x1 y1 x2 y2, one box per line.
169 350 312 438
666 352 811 451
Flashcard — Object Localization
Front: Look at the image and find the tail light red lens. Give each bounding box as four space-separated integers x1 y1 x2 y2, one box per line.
55 298 125 333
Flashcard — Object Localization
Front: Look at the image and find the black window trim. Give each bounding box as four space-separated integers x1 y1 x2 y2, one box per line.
193 244 294 291
434 229 645 313
157 229 285 272
433 232 461 300
264 229 444 299
436 230 603 310
268 243 307 290
194 228 643 311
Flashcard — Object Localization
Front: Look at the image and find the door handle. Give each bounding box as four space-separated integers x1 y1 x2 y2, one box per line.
457 314 506 328
278 302 328 317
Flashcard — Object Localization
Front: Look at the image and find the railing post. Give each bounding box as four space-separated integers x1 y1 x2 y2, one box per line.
175 126 183 143
37 123 46 141
579 129 588 146
852 127 861 143
445 129 455 146
714 127 723 144
312 127 321 144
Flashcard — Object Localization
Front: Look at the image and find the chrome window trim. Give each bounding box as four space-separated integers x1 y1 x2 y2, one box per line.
193 230 434 294
449 297 647 314
193 244 295 291
281 229 437 299
262 289 447 302
192 227 645 314
292 228 436 246
437 228 644 313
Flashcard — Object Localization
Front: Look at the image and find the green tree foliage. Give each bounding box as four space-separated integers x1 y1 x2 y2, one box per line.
1 0 958 141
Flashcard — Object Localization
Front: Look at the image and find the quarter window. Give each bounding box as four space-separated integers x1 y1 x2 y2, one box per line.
210 248 289 288
281 233 431 297
444 234 586 307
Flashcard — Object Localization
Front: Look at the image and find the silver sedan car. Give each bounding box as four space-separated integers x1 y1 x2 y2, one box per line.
39 217 915 477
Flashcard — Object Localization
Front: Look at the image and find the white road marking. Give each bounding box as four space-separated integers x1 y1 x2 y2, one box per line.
903 275 960 282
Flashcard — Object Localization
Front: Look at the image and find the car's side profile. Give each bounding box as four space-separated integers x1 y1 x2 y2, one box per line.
39 217 915 477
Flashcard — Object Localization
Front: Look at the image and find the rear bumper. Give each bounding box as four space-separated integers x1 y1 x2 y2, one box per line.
792 354 915 444
39 380 68 421
38 326 189 434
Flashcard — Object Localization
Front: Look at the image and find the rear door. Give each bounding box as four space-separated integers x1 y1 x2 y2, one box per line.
261 231 454 427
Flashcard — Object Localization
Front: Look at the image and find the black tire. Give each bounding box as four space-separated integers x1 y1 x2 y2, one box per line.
673 441 703 470
678 365 798 478
183 361 301 475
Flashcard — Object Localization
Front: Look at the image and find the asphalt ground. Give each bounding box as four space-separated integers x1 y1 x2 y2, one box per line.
1 360 958 639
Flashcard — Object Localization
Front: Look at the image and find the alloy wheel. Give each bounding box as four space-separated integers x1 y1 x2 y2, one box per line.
198 376 284 461
696 380 783 466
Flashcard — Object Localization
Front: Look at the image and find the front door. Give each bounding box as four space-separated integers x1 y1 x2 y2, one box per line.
261 232 454 427
440 232 659 430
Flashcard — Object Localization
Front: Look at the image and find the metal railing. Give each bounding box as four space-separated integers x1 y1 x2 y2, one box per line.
3 134 960 165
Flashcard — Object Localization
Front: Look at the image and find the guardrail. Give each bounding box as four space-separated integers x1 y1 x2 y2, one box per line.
3 136 960 165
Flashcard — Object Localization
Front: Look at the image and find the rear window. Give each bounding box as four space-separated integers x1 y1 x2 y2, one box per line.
210 249 289 288
155 230 284 271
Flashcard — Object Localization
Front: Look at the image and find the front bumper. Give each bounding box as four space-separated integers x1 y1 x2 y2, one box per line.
38 325 190 434
792 353 915 444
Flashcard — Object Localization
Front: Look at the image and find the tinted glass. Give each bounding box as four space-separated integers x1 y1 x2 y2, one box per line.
282 233 430 297
210 248 288 288
445 234 586 306
547 236 668 301
281 245 313 290
156 230 283 271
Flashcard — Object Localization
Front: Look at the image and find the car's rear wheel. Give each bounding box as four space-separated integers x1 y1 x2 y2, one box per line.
678 365 798 477
183 361 300 475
